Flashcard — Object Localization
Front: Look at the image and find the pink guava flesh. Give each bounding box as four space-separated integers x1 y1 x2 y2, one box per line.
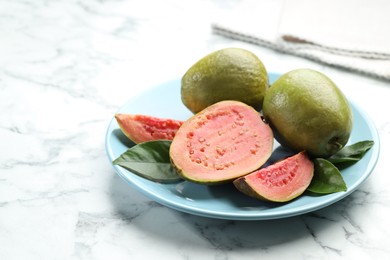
170 100 274 184
234 151 314 202
115 114 184 144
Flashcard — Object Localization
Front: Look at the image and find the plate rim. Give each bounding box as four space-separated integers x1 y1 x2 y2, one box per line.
105 75 380 220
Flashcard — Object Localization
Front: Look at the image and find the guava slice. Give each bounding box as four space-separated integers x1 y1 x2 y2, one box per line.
115 114 184 144
233 151 314 202
170 100 273 184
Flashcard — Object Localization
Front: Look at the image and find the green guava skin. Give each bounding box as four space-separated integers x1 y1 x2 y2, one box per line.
262 69 353 158
181 48 269 114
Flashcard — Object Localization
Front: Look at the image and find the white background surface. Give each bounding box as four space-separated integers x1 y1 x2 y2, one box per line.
1 0 389 259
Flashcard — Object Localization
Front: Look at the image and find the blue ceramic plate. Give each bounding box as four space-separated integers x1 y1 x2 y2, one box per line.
105 73 380 220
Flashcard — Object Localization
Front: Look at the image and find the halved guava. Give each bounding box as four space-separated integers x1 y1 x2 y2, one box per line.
115 114 184 144
233 151 314 202
169 100 274 184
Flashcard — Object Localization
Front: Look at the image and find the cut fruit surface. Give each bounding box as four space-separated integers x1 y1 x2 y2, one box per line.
115 114 183 144
170 100 274 184
234 151 314 202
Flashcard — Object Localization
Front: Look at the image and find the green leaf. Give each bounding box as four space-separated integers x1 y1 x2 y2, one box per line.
328 140 374 169
113 140 182 183
307 158 347 194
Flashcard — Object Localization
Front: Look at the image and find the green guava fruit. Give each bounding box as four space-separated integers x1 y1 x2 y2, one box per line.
181 48 269 114
262 69 353 158
115 114 184 144
233 151 314 202
170 100 274 184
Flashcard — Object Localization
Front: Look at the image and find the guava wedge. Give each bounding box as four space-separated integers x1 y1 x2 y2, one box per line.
115 114 184 144
170 100 274 184
233 151 314 202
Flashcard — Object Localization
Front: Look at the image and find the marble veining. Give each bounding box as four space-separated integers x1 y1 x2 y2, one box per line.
1 0 390 259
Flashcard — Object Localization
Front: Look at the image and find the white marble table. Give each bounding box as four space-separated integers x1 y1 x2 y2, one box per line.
1 0 389 259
